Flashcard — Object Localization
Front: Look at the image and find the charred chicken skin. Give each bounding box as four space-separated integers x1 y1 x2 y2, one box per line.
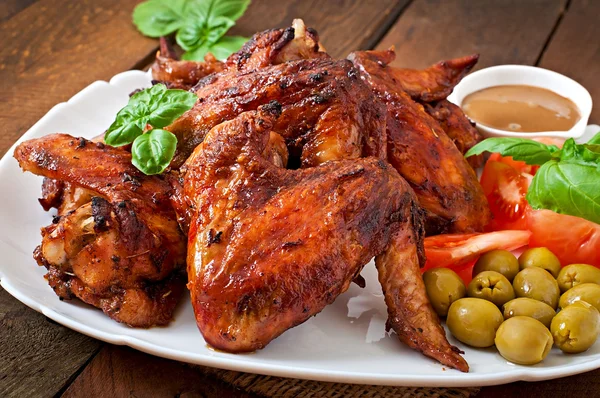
167 57 387 170
389 54 479 103
151 37 225 90
152 19 325 91
14 135 187 327
349 49 490 234
181 104 468 372
424 99 484 168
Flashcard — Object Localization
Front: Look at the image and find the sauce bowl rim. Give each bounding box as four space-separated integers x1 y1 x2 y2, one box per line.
448 64 593 138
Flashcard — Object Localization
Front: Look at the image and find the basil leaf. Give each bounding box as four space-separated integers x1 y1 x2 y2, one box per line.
182 35 248 61
132 0 189 37
558 138 600 165
104 103 149 146
176 15 235 51
104 84 196 147
465 137 559 165
147 89 197 128
587 131 600 145
209 0 250 21
527 160 600 224
131 129 178 175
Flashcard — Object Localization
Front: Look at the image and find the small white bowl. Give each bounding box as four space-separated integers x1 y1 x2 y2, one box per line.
447 65 592 139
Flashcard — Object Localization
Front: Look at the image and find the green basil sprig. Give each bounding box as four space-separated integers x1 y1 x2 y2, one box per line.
104 84 197 175
465 132 600 224
132 0 250 61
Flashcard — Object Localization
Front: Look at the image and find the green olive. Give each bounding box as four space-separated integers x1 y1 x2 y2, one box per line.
446 298 504 348
502 298 556 328
557 264 600 293
473 250 520 281
518 247 562 278
559 283 600 312
423 268 466 316
513 267 560 309
495 316 553 365
467 271 515 307
551 301 600 353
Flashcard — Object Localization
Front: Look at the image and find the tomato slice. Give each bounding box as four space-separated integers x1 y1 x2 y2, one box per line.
423 230 531 271
528 210 600 267
480 159 531 231
488 153 539 175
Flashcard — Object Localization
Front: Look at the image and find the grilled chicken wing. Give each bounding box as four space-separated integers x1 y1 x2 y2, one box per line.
167 57 386 169
152 19 325 90
349 49 490 234
182 104 468 372
424 99 483 168
14 135 186 327
389 54 479 103
151 37 225 90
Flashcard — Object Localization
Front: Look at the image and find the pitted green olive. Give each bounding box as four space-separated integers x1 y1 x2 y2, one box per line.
513 267 560 309
559 283 600 312
473 250 520 281
551 301 600 353
446 298 503 348
502 298 556 328
423 268 466 317
518 247 562 278
467 271 515 307
495 316 553 365
557 264 600 293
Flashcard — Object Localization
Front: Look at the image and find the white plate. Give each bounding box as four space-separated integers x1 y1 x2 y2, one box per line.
1 70 600 387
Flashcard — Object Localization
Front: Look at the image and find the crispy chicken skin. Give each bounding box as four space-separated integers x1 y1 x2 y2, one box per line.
390 54 479 102
424 99 484 168
349 49 490 234
151 37 225 90
151 19 325 91
167 57 387 169
181 104 468 371
14 134 186 327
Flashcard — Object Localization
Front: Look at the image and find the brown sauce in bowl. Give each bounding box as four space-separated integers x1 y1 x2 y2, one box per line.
462 85 580 132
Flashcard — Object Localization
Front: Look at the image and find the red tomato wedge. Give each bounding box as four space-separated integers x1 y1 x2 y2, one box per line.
528 210 600 267
487 153 539 175
480 159 532 231
423 230 531 271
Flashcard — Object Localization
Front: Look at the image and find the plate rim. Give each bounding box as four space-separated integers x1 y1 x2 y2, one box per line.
2 69 600 387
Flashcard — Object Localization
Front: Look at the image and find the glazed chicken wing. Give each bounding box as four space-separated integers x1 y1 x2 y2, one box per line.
14 135 187 327
389 54 479 102
152 19 325 90
151 37 225 90
349 49 490 234
167 57 386 170
424 99 484 168
181 104 468 372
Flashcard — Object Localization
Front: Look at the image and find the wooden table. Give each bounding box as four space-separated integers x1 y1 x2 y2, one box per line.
1 1 599 397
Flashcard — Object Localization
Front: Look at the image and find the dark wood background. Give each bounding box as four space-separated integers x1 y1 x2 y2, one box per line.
1 1 599 397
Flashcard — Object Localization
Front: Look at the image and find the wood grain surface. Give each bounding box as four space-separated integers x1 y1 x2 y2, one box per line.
232 0 412 58
0 0 158 157
2 0 600 397
62 345 254 398
0 288 101 398
377 0 568 69
537 0 600 123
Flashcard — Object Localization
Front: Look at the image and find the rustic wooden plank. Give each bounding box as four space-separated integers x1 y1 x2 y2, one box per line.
0 287 102 398
61 345 254 398
0 0 39 22
478 368 600 398
0 0 159 157
231 0 411 59
537 0 600 123
376 0 567 70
